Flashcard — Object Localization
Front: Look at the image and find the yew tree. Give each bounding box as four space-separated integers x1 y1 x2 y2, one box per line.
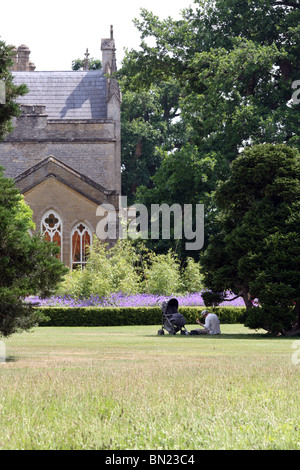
0 38 67 337
201 144 300 336
0 168 68 337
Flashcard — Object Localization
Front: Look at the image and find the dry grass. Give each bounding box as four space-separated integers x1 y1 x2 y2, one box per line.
0 325 299 450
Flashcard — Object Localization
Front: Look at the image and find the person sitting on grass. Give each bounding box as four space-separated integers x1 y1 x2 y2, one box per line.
195 310 221 335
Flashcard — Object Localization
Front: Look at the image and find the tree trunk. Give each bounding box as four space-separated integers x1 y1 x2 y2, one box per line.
241 286 253 310
281 301 300 336
296 300 300 326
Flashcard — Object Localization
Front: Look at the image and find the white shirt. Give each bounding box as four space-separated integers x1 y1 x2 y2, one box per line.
204 313 221 335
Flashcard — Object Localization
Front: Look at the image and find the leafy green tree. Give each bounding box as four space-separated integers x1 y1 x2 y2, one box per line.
200 144 300 336
0 168 68 337
127 1 299 160
135 143 225 258
118 1 299 261
120 76 188 205
0 40 67 337
0 39 28 139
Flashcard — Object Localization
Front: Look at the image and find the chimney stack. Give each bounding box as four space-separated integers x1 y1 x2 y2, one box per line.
10 45 36 71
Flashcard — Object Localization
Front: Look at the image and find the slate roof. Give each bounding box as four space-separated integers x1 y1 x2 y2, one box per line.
12 71 107 120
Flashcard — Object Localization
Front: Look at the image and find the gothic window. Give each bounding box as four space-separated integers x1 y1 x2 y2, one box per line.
41 210 63 260
71 222 92 270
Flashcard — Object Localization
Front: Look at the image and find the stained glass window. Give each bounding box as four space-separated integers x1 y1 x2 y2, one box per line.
71 222 92 270
41 210 62 260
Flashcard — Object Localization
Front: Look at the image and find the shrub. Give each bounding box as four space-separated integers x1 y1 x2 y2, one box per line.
143 250 182 295
181 257 204 293
57 238 141 298
244 305 297 334
37 306 245 327
57 269 91 298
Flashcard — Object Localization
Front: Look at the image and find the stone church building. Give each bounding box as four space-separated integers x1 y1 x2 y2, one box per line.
0 28 121 268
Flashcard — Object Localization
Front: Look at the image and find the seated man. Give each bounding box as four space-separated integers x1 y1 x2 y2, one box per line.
195 309 221 335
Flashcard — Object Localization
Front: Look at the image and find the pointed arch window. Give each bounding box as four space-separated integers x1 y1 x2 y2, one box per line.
41 210 63 260
71 222 92 270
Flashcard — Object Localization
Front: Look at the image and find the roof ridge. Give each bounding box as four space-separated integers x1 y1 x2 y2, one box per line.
14 155 116 196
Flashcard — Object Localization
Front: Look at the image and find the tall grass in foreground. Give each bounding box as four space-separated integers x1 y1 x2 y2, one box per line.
0 325 299 450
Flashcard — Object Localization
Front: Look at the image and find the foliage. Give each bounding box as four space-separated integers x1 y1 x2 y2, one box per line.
181 257 204 293
117 0 300 260
126 0 299 157
37 305 245 327
58 238 142 299
200 143 300 335
143 249 182 295
120 76 188 205
135 144 224 257
0 38 28 140
71 58 101 70
57 239 207 298
0 168 68 337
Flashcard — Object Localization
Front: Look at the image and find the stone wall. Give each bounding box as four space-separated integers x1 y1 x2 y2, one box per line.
24 177 99 266
2 104 120 192
0 29 122 267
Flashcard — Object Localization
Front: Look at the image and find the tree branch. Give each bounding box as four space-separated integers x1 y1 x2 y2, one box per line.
272 1 300 9
226 294 242 302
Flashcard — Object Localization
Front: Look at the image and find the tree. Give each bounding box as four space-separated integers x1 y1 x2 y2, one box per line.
0 168 68 337
200 144 300 336
119 75 188 205
135 143 223 259
126 1 299 160
0 39 28 139
117 1 299 261
71 58 101 70
0 39 67 337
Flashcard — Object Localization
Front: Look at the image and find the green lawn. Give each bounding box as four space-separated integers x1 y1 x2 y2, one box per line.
0 325 299 450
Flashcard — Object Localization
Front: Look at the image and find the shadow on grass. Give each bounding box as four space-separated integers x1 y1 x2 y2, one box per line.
148 333 296 340
1 355 18 363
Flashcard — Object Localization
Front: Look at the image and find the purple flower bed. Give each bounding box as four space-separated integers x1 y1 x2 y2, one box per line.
26 292 246 308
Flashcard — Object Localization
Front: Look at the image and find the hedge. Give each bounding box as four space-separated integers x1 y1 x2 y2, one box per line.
36 306 246 327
